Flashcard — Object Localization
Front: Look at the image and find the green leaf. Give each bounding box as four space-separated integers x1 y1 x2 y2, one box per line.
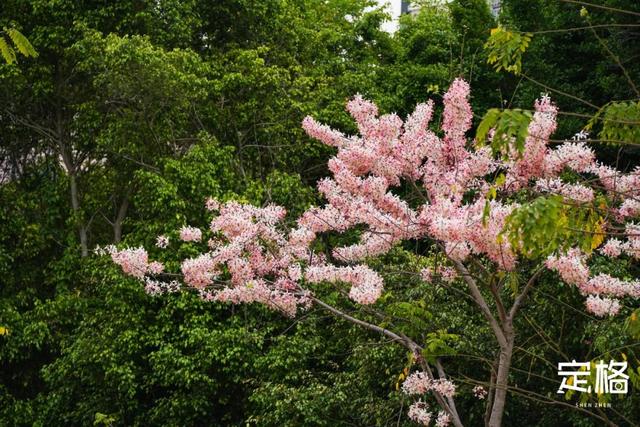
502 195 605 259
485 27 532 75
5 27 38 58
0 36 16 64
476 108 501 146
475 108 532 158
586 101 640 146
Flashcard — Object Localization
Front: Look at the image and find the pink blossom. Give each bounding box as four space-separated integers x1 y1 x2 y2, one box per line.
144 278 180 296
110 247 149 279
596 224 639 260
144 278 163 296
305 265 383 305
507 94 557 187
181 254 216 288
585 295 621 317
402 371 432 395
408 402 432 426
214 280 299 317
402 372 456 399
589 164 640 200
442 78 472 155
288 264 302 281
619 199 640 219
109 81 640 325
147 261 165 275
205 197 220 211
179 226 202 242
473 385 488 399
581 274 640 298
535 178 594 203
302 116 346 148
431 379 456 398
544 141 595 176
545 249 589 286
625 223 640 259
156 235 170 248
600 239 624 258
435 411 452 427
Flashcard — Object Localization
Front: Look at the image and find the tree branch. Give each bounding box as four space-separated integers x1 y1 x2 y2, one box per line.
509 266 544 319
450 259 508 349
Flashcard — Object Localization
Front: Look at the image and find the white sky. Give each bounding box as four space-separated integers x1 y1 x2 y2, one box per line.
373 0 402 33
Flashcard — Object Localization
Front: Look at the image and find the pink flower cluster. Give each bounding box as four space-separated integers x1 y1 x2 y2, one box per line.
600 238 624 257
407 401 451 427
402 371 456 399
582 274 640 298
108 246 164 279
179 226 202 242
546 247 638 316
214 279 305 317
473 385 488 399
506 94 557 188
585 295 621 317
619 199 640 219
406 403 451 427
435 411 451 427
590 164 640 201
181 254 217 288
599 225 640 260
144 278 180 296
305 265 383 305
545 249 590 286
408 401 432 426
108 79 640 321
189 201 311 316
535 178 594 204
544 141 595 176
148 261 164 275
156 235 170 248
420 266 458 284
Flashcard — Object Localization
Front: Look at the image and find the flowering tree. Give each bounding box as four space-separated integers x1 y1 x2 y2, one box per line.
105 79 639 426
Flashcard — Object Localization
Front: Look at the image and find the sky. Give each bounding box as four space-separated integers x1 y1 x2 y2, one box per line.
374 0 403 33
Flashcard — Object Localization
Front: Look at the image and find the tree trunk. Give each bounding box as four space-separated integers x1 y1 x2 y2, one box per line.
484 356 499 426
69 173 88 257
113 194 129 243
488 329 514 427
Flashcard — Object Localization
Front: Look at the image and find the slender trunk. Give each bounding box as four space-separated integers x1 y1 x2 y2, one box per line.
69 173 88 257
55 71 88 257
113 195 129 243
488 327 514 427
483 355 499 426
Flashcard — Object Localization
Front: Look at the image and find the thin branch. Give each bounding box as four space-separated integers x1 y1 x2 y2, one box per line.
310 297 413 349
450 259 508 349
560 0 640 18
521 73 600 109
509 266 544 319
586 19 640 98
310 296 463 427
524 23 640 35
